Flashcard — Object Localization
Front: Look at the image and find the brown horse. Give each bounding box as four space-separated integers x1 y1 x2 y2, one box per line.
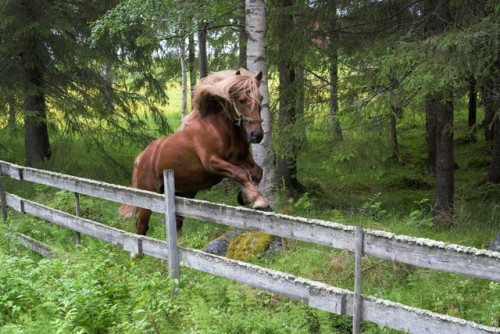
119 69 271 238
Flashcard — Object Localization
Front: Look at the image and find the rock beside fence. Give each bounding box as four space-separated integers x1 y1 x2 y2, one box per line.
204 228 281 260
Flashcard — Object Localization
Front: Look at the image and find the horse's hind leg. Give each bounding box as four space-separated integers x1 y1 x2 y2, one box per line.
135 208 152 235
176 216 184 233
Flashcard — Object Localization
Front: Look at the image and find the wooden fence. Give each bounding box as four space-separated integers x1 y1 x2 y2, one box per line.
0 160 499 334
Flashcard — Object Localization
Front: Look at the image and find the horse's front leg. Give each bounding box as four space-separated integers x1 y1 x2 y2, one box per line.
237 156 265 206
206 156 270 210
246 160 263 185
238 151 263 185
238 180 270 210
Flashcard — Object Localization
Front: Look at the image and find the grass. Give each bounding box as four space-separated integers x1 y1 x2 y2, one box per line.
0 93 499 332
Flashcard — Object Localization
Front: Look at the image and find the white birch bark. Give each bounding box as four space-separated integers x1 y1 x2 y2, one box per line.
180 39 188 118
245 0 277 200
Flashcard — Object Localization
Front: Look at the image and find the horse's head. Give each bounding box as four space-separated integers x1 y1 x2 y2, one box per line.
230 70 264 143
192 69 265 144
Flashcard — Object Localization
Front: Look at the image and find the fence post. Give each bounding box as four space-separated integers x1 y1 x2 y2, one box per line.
74 193 81 247
352 225 364 334
163 170 179 280
0 172 7 222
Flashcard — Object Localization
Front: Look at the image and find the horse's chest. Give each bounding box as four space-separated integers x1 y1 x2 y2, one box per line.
223 142 249 162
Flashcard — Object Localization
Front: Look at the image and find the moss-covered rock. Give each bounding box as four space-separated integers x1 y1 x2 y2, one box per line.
226 232 274 261
203 228 242 256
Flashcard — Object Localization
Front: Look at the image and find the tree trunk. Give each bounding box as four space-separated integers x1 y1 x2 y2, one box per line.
327 0 342 140
198 22 208 79
482 76 495 143
246 0 277 200
20 1 51 167
424 0 454 226
180 40 188 118
102 61 115 114
239 0 247 69
434 94 454 225
390 106 401 161
487 57 500 183
22 62 51 167
329 48 343 140
7 97 15 130
467 76 477 141
276 63 298 195
276 0 304 197
489 115 500 183
425 96 437 173
188 34 196 98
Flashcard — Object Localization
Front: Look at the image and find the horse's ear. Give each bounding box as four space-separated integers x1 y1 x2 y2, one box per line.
236 70 241 75
255 71 263 82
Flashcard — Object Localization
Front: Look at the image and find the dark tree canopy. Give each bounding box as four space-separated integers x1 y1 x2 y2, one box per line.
0 0 170 166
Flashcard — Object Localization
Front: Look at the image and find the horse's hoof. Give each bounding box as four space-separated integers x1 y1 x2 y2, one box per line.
130 252 143 259
254 205 273 212
252 197 271 211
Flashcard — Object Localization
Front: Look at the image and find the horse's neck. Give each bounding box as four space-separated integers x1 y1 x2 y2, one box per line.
202 112 249 145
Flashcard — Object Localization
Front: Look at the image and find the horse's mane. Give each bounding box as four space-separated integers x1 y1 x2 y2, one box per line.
179 68 261 130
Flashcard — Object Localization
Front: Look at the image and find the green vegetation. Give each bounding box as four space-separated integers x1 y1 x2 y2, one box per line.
0 101 498 333
0 0 499 332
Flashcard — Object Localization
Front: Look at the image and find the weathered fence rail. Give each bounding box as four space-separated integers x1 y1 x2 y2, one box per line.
1 160 499 334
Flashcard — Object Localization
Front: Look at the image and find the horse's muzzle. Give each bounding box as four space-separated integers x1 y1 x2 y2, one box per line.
248 130 264 143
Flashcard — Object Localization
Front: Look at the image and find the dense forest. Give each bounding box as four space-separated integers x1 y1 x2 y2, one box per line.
0 0 499 332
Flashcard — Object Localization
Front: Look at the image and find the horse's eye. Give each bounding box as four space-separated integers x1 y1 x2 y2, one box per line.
239 98 247 104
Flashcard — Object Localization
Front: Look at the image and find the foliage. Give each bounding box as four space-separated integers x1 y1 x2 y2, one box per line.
1 0 499 332
0 250 177 333
0 0 172 167
91 0 243 74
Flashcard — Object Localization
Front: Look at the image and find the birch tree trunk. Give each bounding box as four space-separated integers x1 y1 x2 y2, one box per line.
327 0 343 140
245 0 277 200
7 97 15 130
180 39 188 118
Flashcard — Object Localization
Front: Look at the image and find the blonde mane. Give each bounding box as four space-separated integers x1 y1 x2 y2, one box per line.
180 68 261 130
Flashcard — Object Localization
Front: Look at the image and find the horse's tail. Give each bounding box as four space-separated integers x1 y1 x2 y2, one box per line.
118 203 137 219
118 152 144 219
